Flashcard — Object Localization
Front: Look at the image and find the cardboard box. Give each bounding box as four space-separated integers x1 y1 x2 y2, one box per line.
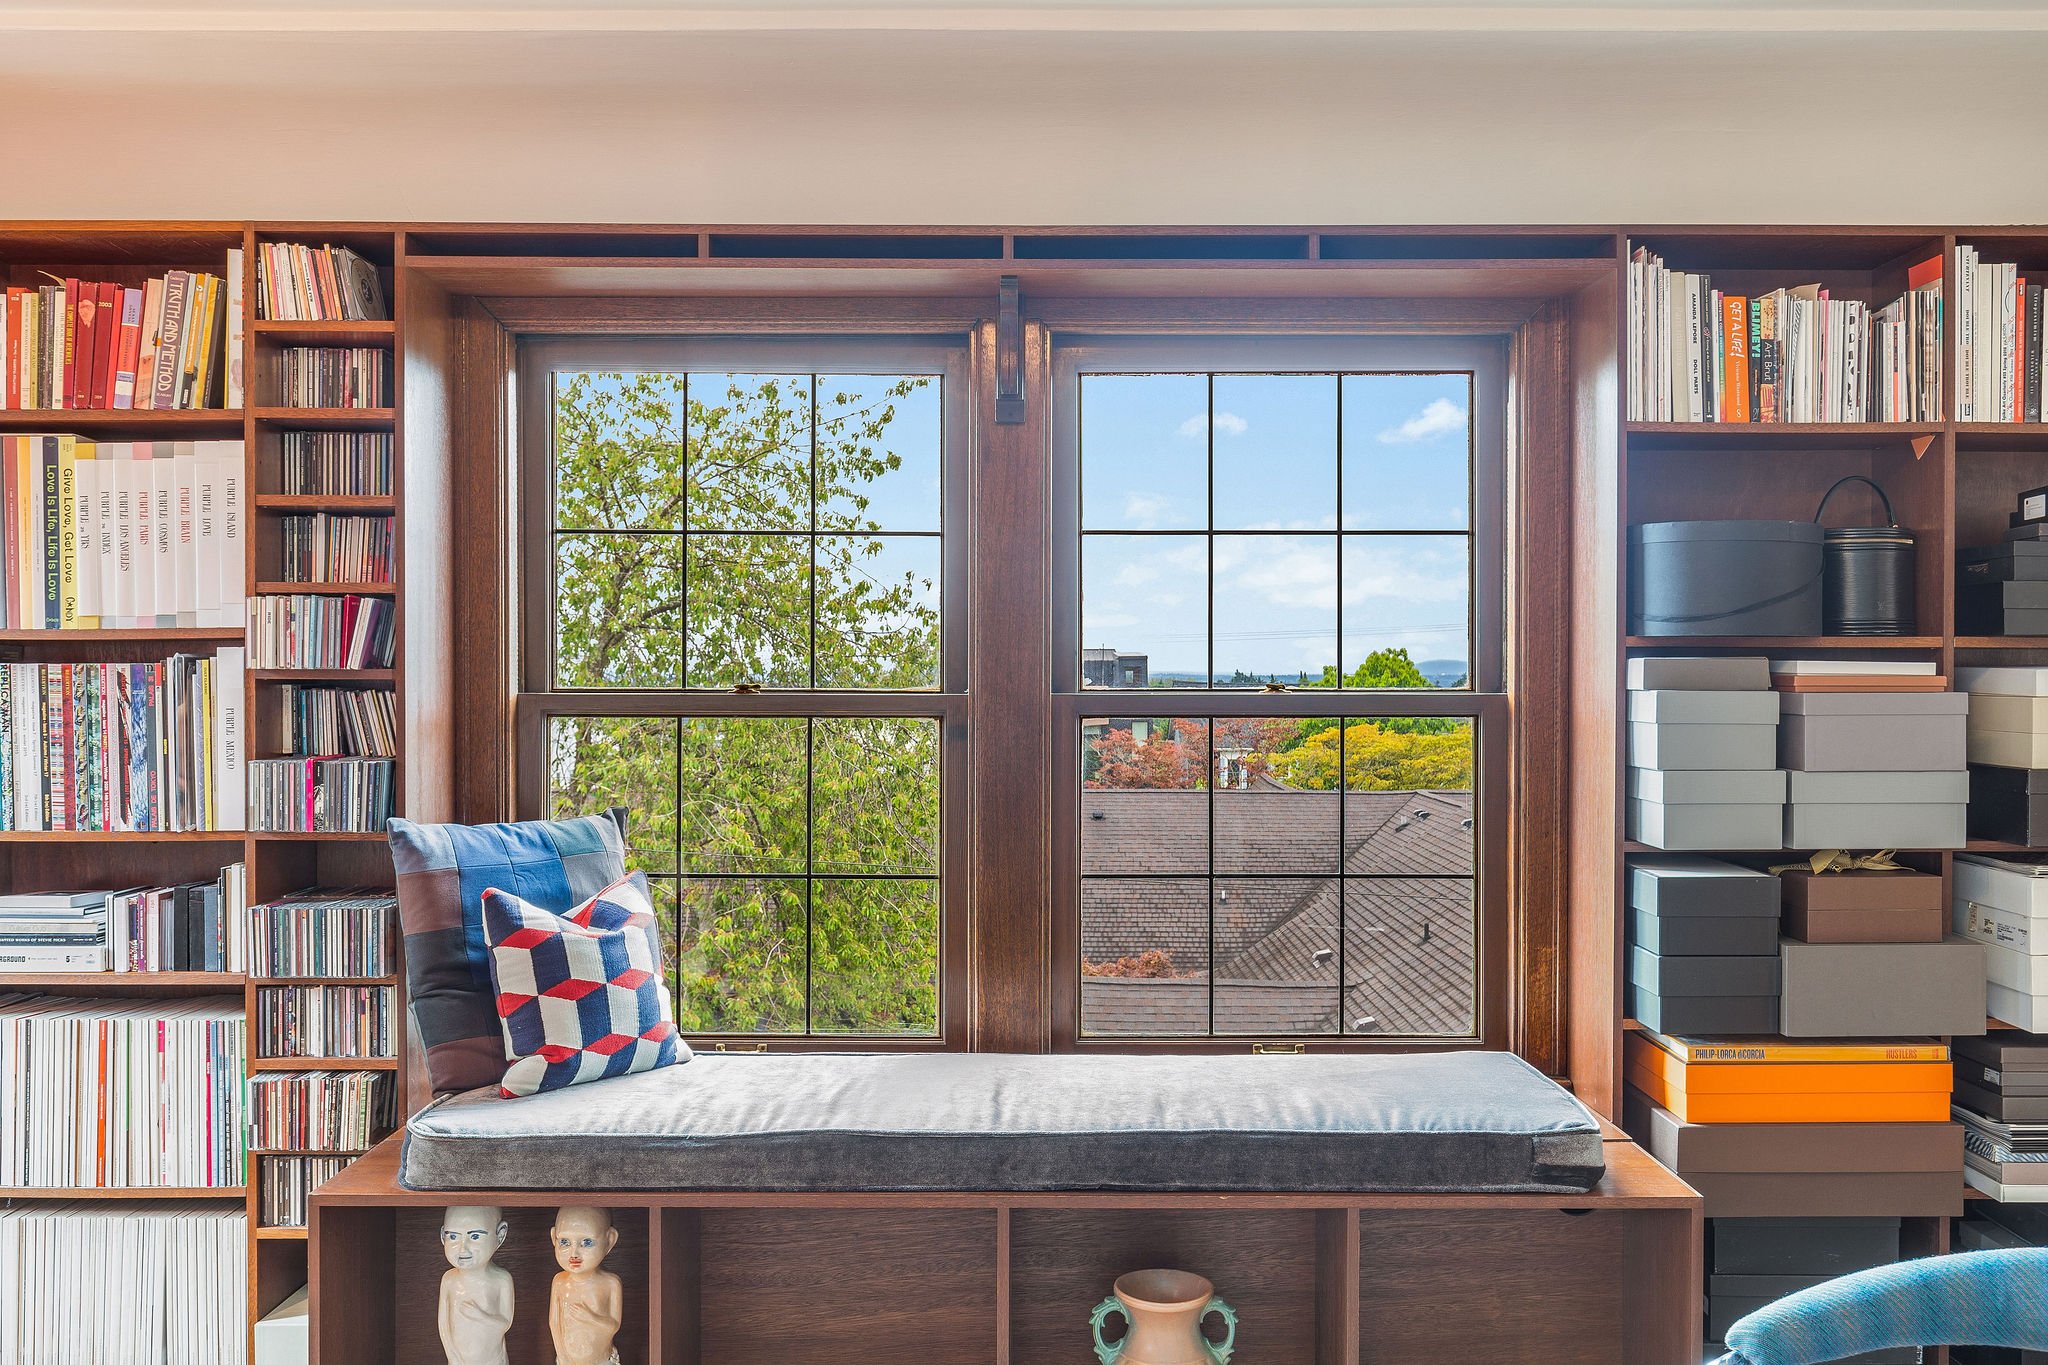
1629 768 1788 806
1628 798 1783 851
1784 867 1947 940
1783 801 1966 850
1627 655 1771 691
1957 1077 2048 1123
1959 603 2048 636
1956 855 2048 917
1969 763 2048 846
1629 855 1781 917
1630 721 1780 771
1632 945 1781 996
1710 1217 1901 1275
1628 985 1779 1036
1630 907 1781 956
1779 694 1968 773
1777 938 1988 1037
1710 1278 1831 1340
1956 1055 2048 1096
1628 690 1782 724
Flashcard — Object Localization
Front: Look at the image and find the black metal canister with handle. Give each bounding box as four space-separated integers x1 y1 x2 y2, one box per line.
1815 474 1915 636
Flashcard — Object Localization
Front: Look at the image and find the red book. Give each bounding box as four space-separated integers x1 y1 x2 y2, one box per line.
70 279 100 409
88 282 119 410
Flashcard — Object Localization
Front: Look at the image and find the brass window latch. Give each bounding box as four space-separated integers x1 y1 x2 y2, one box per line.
1250 1042 1306 1055
713 1041 770 1053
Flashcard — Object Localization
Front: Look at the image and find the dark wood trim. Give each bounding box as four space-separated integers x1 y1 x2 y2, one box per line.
449 294 517 823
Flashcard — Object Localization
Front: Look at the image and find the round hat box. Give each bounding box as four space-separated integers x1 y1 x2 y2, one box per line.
1628 519 1825 637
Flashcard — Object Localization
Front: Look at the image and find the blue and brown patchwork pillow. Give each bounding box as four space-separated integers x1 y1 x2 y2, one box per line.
388 810 628 1095
482 871 686 1098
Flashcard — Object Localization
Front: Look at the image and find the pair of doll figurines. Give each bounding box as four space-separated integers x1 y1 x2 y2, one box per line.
437 1205 624 1365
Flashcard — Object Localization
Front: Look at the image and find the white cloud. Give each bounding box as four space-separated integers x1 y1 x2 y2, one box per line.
1377 398 1467 444
1122 492 1172 529
1178 411 1248 438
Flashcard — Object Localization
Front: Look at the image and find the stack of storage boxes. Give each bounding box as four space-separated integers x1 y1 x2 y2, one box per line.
1627 657 1784 851
1952 1033 2048 1202
1956 851 2048 1030
1704 1218 1911 1364
1958 530 2048 636
1962 667 2048 847
1776 670 1969 850
1626 856 1781 1034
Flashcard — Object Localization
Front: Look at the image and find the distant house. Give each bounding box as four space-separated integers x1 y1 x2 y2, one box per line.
1079 782 1475 1038
1082 648 1150 689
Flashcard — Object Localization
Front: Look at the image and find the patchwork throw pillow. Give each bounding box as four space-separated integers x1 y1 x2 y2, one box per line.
482 872 686 1098
388 810 628 1095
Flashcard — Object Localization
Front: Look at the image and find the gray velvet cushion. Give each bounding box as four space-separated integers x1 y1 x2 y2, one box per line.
401 1050 1604 1194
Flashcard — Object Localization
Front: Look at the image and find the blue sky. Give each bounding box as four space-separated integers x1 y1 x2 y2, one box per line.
1079 372 1473 678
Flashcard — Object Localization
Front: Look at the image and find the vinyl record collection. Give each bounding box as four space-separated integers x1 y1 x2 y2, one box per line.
257 1155 350 1230
246 755 393 832
278 430 391 496
247 593 395 669
253 243 387 323
247 1070 392 1153
246 889 394 979
255 984 394 1060
277 513 392 584
271 346 387 409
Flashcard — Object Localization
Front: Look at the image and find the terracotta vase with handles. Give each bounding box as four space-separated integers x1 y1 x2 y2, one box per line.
1090 1269 1237 1365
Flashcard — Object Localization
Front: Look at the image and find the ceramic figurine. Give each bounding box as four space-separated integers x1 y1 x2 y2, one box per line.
438 1206 515 1365
549 1205 624 1365
1090 1269 1237 1365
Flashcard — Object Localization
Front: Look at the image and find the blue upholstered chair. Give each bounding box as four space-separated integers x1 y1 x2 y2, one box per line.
1710 1248 2048 1365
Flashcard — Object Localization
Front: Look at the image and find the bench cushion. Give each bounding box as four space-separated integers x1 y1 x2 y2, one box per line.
400 1050 1604 1194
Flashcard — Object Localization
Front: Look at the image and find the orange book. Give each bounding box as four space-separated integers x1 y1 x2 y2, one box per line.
1625 1066 1951 1124
1627 1036 1950 1095
1721 295 1750 422
1908 255 1944 290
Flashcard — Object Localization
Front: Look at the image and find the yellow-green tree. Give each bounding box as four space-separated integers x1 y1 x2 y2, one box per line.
1268 719 1474 791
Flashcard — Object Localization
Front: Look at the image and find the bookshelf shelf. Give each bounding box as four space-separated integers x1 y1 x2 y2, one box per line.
0 626 244 643
250 1056 398 1071
255 581 396 596
0 971 245 989
249 830 390 842
1624 635 1944 650
0 409 243 432
251 319 394 345
255 1226 310 1240
0 830 243 842
1625 421 1940 450
0 1186 245 1200
1956 637 2048 650
253 407 394 429
248 668 395 682
253 495 396 512
250 976 397 986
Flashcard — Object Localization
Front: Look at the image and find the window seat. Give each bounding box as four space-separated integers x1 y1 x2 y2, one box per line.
398 1049 1604 1194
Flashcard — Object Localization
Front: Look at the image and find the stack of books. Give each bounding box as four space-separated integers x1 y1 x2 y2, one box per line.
0 888 112 973
0 652 246 832
259 1155 350 1229
1954 1032 2048 1201
277 512 392 584
1955 246 2045 422
254 243 387 322
272 346 387 409
0 995 246 1188
1627 247 1941 423
248 1070 393 1153
0 260 240 411
0 1201 247 1364
247 593 395 669
247 889 394 978
0 866 249 974
0 435 246 630
279 430 391 496
255 984 394 1059
279 684 396 757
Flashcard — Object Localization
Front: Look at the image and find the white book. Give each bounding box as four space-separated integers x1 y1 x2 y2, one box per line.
10 668 38 831
1770 657 1939 676
93 451 117 629
214 646 244 834
172 443 197 626
211 442 244 628
1685 275 1705 422
0 944 109 972
110 452 138 630
1977 261 1997 421
224 248 245 410
191 451 221 628
151 446 175 625
72 454 98 627
1668 271 1687 421
1956 246 1975 420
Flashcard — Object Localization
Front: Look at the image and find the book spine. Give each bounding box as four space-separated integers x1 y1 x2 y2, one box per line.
88 281 119 411
2030 284 2044 425
39 436 59 629
133 276 164 412
71 450 97 631
110 287 143 410
56 436 76 629
151 271 189 411
1722 295 1750 423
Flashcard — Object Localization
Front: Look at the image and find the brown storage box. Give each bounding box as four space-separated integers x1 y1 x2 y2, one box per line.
1682 1170 1962 1218
1780 869 1944 912
1783 902 1945 944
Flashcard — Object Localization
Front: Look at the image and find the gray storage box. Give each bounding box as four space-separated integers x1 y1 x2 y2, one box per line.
1628 985 1779 1035
1631 945 1781 996
1629 721 1780 771
1627 690 1783 724
1629 907 1782 956
1779 693 1969 773
1626 656 1772 692
1629 798 1783 851
1627 855 1781 918
1710 1217 1902 1274
1782 769 1970 849
1629 519 1824 638
1778 938 1988 1036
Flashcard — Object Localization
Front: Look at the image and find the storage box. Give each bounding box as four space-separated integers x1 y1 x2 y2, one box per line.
1625 1093 1962 1182
1961 666 2048 696
1781 868 1944 913
1628 984 1779 1035
1628 798 1783 851
1986 940 2048 995
1629 520 1824 638
1783 770 1969 848
1629 855 1781 917
1785 900 1944 944
1954 1033 2048 1072
1627 690 1782 725
1990 982 2048 1031
1969 727 2048 769
1777 938 1988 1036
1630 907 1781 956
1969 693 2048 733
1629 721 1780 771
1959 583 2048 635
1631 945 1781 997
1710 1217 1901 1275
256 1286 309 1365
1778 693 1969 773
1627 655 1771 691
1955 855 2048 917
1960 542 2048 583
1969 763 2048 846
1955 896 2041 953
1709 1278 1832 1340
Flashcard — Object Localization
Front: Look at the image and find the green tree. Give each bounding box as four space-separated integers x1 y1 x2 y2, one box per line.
1267 720 1474 791
547 372 942 1035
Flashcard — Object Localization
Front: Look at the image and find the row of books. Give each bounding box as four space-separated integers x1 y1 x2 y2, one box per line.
0 1202 248 1365
0 866 248 975
254 984 394 1060
253 243 387 323
278 512 392 584
1956 246 2048 422
1628 248 1942 422
280 683 397 758
0 436 245 631
279 430 391 496
0 996 245 1189
257 1155 349 1230
247 593 395 669
247 889 394 979
0 653 245 833
0 262 240 412
247 1070 392 1153
248 755 393 833
273 346 387 410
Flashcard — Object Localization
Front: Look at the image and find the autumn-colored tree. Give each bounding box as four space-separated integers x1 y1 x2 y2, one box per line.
1268 720 1474 792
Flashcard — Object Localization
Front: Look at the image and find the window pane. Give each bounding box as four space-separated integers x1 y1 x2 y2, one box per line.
685 533 812 688
812 717 939 876
817 375 941 533
677 718 807 875
555 533 685 688
676 877 807 1034
685 373 814 532
810 878 938 1035
547 715 679 874
813 534 940 689
551 370 688 531
1080 878 1209 1036
1080 373 1207 532
1081 716 1208 874
1341 373 1471 531
1211 374 1336 532
1344 878 1475 1036
1213 717 1339 874
646 876 680 982
1081 534 1206 685
1214 534 1336 687
1214 878 1340 1036
1341 534 1470 688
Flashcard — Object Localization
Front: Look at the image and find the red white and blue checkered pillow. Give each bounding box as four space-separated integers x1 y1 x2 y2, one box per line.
481 871 688 1098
